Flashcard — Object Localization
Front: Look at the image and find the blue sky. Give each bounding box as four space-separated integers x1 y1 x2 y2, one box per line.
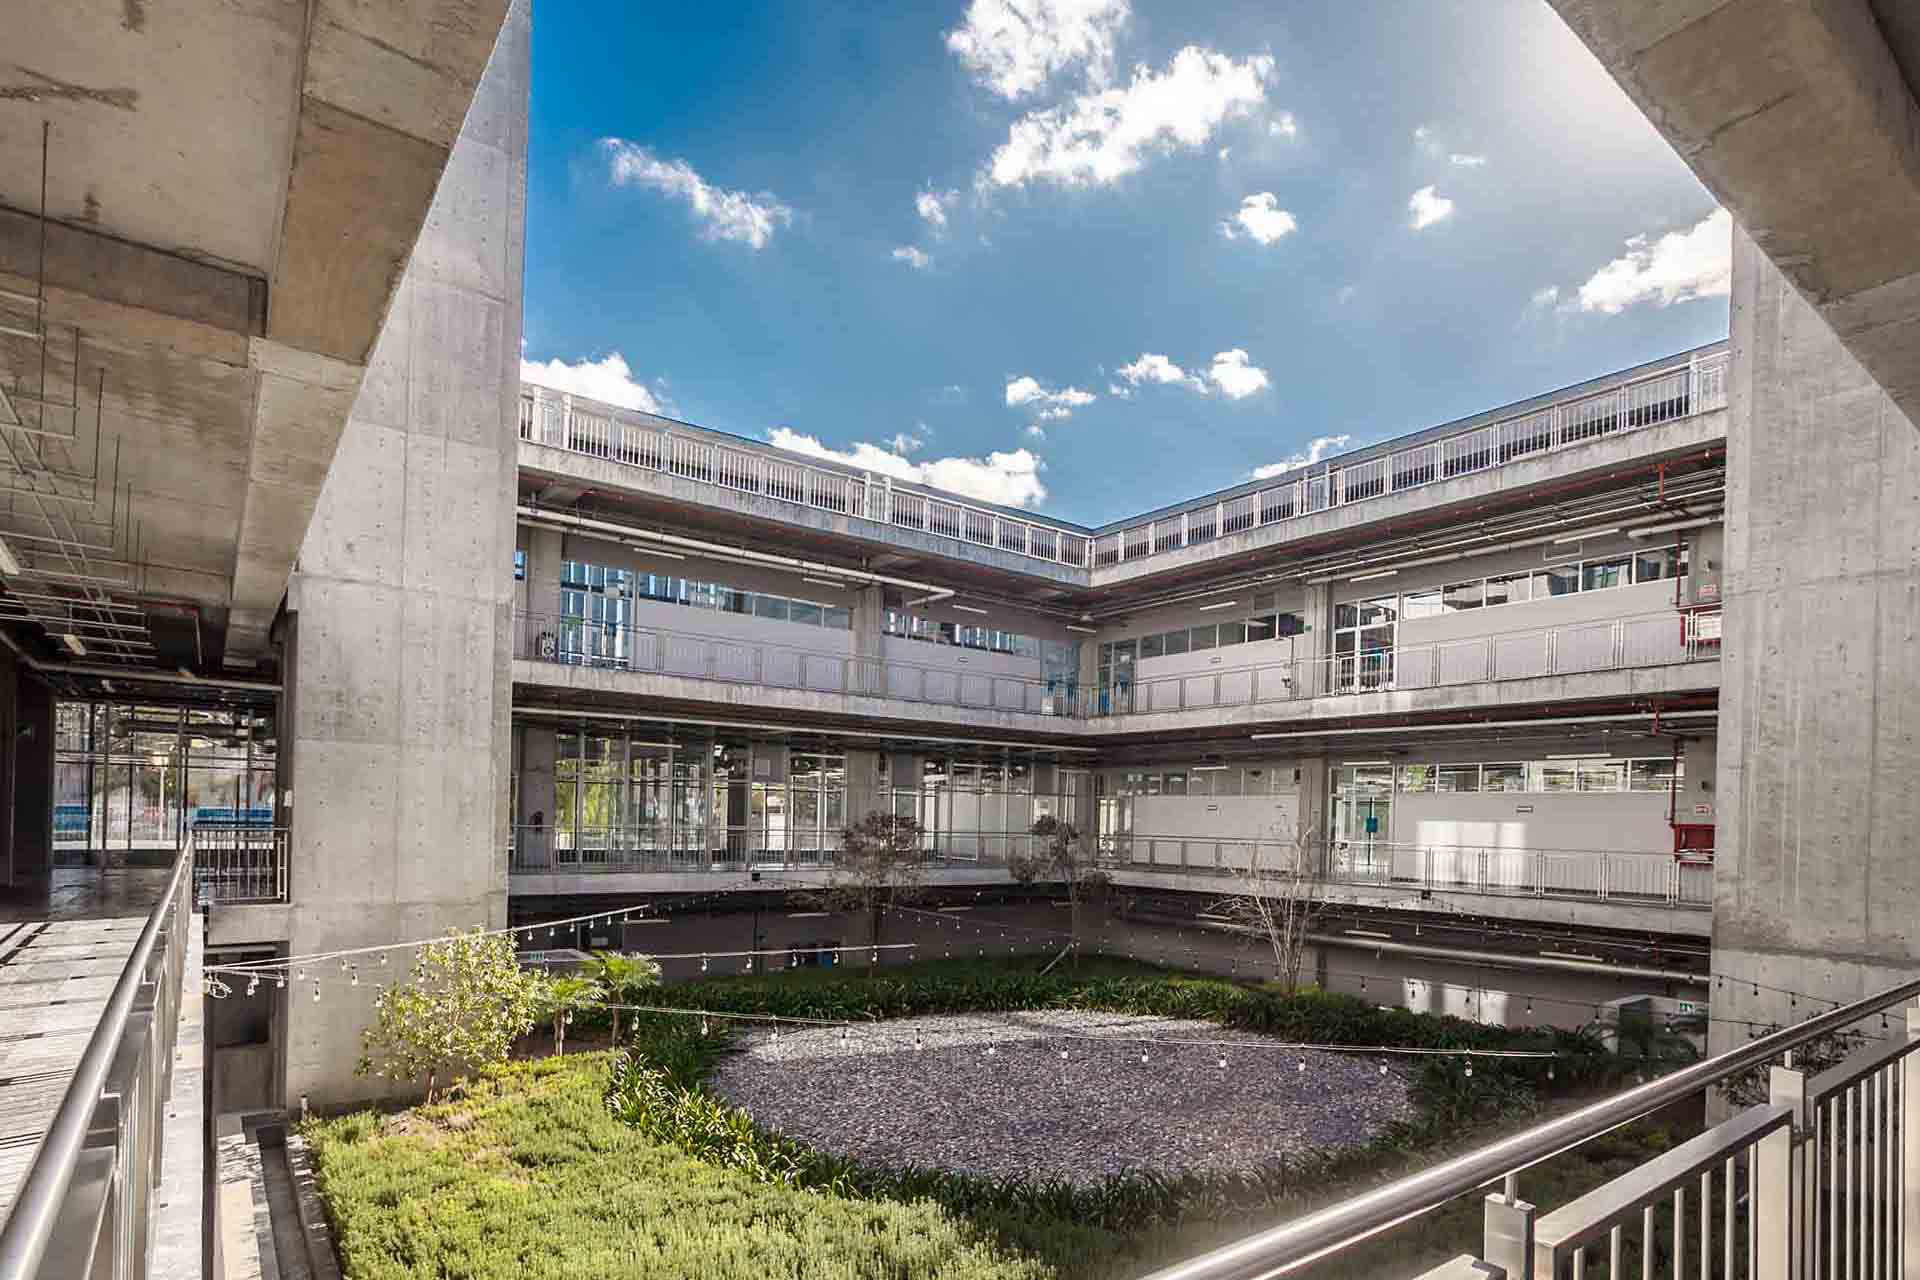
519 0 1731 526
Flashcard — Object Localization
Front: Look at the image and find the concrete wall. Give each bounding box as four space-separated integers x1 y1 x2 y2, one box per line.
1709 230 1920 1050
281 0 527 1107
12 673 52 880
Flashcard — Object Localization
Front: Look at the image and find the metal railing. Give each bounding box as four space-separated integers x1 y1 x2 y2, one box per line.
512 611 1087 717
507 822 1047 875
1094 351 1728 571
192 822 288 905
521 351 1726 582
1143 975 1920 1280
1101 838 1714 910
514 608 1719 722
1096 608 1721 717
0 838 194 1280
519 387 1093 570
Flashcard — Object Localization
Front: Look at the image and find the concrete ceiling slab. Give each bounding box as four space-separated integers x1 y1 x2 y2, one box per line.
1551 0 1920 429
1 0 512 670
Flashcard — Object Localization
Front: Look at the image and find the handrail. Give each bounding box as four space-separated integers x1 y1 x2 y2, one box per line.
0 837 194 1278
1138 974 1920 1280
521 349 1728 578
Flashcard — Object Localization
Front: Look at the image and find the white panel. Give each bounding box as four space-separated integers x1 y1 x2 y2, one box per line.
1557 622 1615 673
1491 633 1548 679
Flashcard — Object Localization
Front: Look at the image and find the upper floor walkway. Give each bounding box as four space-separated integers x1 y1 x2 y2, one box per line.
519 344 1729 591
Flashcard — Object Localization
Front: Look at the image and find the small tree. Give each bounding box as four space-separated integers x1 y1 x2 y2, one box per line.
356 928 547 1101
538 974 602 1056
581 950 663 1044
1012 815 1109 963
814 811 926 949
1210 823 1325 994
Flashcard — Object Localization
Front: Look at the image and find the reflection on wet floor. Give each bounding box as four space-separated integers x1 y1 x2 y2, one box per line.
0 865 176 923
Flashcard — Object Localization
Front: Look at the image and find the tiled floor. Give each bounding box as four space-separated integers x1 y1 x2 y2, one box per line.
0 866 177 924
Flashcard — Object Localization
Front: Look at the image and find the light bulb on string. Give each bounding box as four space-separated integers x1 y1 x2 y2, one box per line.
700 955 709 973
1217 1055 1227 1070
276 974 286 990
297 967 307 982
986 1045 997 1057
700 1018 709 1037
379 952 388 967
1296 1060 1305 1074
1378 1064 1388 1076
1464 1061 1474 1078
312 984 321 1003
246 976 259 997
914 1036 924 1051
350 966 359 987
1140 1051 1149 1064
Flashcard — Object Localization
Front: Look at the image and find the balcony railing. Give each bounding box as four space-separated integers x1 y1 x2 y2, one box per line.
1145 974 1920 1280
0 839 193 1279
518 388 1093 570
1104 837 1713 911
1096 608 1721 717
1092 350 1730 570
191 823 288 905
512 611 1086 718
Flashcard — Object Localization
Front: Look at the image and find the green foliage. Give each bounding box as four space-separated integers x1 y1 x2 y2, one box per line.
537 975 603 1055
812 811 928 944
355 928 548 1100
577 951 664 1042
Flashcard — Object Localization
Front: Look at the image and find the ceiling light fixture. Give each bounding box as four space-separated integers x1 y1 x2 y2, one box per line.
802 577 844 590
61 633 86 656
1197 600 1240 612
622 544 686 560
0 536 18 576
1551 527 1620 544
1064 624 1098 634
951 604 988 615
1348 568 1398 582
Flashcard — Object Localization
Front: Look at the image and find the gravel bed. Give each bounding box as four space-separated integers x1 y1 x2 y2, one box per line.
705 1010 1416 1184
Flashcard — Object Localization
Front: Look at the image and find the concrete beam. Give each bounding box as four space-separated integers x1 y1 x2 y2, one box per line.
1550 0 1920 426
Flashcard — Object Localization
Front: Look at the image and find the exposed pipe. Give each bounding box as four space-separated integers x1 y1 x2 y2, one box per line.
0 628 278 692
511 704 1096 753
517 505 955 603
1248 709 1718 741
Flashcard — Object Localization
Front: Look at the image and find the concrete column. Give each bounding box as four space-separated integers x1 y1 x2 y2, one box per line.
1708 228 1920 1055
12 675 53 879
280 0 528 1107
1295 757 1328 849
844 749 881 821
516 725 556 866
521 525 563 622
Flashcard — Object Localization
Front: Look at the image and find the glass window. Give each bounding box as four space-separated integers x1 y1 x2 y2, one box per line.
1163 771 1188 796
1582 557 1632 591
1534 565 1580 597
1397 764 1434 793
821 605 851 630
1442 580 1483 611
1634 547 1689 584
1218 620 1247 646
514 549 527 581
1245 614 1276 643
1629 758 1681 791
1531 762 1579 792
1251 590 1278 612
720 589 751 614
1435 764 1481 793
1484 574 1529 607
1578 759 1626 791
684 580 719 610
754 594 789 622
1483 762 1526 792
1139 633 1165 659
1335 602 1359 629
1277 612 1306 637
1403 589 1444 620
1189 625 1217 651
789 600 823 626
1162 628 1189 655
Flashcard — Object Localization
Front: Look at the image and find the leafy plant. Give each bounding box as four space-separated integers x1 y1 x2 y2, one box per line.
354 928 547 1101
1012 816 1109 963
539 975 603 1056
580 950 664 1043
811 811 927 946
1206 823 1325 994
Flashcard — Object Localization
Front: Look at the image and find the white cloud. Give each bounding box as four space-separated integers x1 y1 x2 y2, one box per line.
891 245 933 269
1574 208 1732 314
1220 191 1297 245
767 427 1048 508
1531 285 1561 308
1026 424 1047 439
1413 123 1437 152
1107 383 1133 398
601 141 792 249
1250 433 1350 479
946 0 1129 99
916 187 958 232
1205 348 1270 399
1117 352 1201 390
1270 112 1297 138
1449 152 1487 168
1005 376 1096 417
885 431 925 454
986 46 1274 188
520 352 667 414
1336 284 1356 305
1408 185 1454 230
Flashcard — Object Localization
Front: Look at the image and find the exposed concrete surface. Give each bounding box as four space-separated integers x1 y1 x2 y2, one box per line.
1550 0 1920 428
281 0 527 1107
1708 229 1920 1052
150 921 204 1280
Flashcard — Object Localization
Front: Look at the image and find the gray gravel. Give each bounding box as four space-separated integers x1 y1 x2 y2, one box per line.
706 1010 1415 1184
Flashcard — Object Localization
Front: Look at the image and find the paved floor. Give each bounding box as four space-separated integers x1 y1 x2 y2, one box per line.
0 866 177 924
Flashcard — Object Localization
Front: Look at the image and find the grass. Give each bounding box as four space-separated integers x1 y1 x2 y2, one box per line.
307 957 1690 1279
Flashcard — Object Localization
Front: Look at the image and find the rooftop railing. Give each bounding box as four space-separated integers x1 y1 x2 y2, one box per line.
518 391 1094 570
1091 350 1729 571
1143 974 1920 1280
519 348 1728 580
0 838 193 1280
